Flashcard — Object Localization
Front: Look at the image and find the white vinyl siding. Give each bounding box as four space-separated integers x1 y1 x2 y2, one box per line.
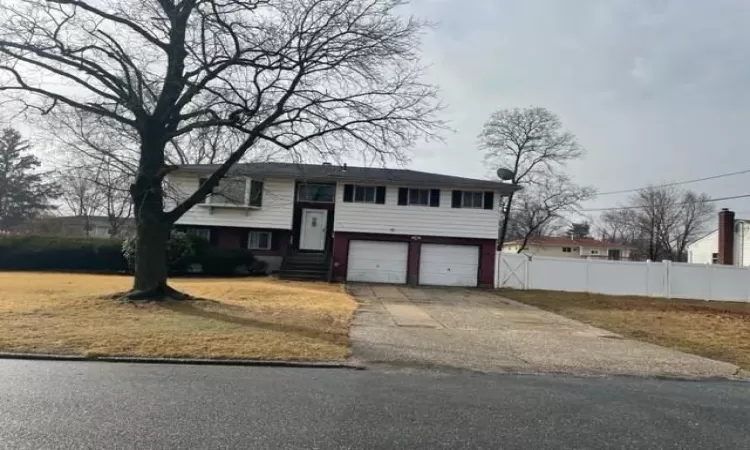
334 184 501 239
347 241 408 284
170 175 294 229
419 244 479 287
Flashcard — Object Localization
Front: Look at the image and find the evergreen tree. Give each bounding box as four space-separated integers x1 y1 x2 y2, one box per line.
0 128 58 230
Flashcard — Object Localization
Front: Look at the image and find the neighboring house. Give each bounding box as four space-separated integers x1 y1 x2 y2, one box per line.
687 209 750 266
168 162 519 287
502 236 633 260
20 215 133 238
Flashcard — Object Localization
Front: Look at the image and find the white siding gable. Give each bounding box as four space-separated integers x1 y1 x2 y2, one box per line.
687 230 718 264
169 174 294 229
333 183 501 239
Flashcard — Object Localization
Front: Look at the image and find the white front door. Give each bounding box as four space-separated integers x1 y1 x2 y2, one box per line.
299 209 327 251
419 244 479 287
347 241 409 284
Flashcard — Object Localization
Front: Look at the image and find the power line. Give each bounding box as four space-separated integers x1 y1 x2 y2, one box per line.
580 193 750 213
594 167 750 197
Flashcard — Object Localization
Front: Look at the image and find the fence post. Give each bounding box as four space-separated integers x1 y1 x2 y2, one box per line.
584 257 590 293
523 255 530 290
645 260 650 296
663 260 672 299
495 252 500 288
706 263 713 301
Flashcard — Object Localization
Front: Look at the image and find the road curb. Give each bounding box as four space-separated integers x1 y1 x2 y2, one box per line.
0 352 366 369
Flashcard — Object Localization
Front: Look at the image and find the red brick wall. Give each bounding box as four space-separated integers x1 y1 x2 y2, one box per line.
718 209 735 265
331 232 496 287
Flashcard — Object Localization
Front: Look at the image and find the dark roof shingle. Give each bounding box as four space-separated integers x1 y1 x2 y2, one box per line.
176 162 520 192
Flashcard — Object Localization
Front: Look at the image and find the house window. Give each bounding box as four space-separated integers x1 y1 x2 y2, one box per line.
590 249 600 255
461 191 485 209
397 188 440 207
711 253 719 264
298 183 335 202
202 177 264 207
408 188 430 206
354 186 376 203
248 231 271 250
185 227 210 241
562 247 572 253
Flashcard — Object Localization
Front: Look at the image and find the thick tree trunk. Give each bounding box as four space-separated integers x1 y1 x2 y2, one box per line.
124 131 184 301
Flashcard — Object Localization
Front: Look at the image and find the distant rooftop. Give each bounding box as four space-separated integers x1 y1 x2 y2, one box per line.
504 236 633 248
176 162 520 192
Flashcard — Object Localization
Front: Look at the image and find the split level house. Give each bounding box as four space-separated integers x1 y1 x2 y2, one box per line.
167 162 519 287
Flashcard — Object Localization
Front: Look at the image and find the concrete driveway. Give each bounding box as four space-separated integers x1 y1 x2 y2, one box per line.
348 284 741 378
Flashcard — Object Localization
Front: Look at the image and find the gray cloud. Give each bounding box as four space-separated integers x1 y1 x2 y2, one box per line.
405 0 750 217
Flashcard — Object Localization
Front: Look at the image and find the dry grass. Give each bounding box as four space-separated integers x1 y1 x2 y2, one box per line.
500 289 750 370
0 272 356 361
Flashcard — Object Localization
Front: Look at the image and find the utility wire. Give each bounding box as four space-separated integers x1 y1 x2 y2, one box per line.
580 193 750 212
594 168 750 197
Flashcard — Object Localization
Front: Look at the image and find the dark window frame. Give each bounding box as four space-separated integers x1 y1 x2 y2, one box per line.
185 227 211 242
297 183 336 203
248 230 272 250
461 191 485 209
407 188 430 206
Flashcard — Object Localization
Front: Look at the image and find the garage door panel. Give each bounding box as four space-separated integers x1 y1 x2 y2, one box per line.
419 244 479 287
347 241 408 284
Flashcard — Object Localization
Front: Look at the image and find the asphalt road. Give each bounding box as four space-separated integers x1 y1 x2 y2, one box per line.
0 360 748 449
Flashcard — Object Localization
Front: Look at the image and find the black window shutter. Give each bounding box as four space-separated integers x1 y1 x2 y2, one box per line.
451 190 462 208
397 188 408 205
375 186 386 204
269 231 279 250
483 191 494 210
240 230 249 249
249 180 264 207
343 184 354 202
429 189 440 207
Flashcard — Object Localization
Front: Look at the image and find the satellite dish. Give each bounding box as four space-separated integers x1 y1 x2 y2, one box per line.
496 167 514 181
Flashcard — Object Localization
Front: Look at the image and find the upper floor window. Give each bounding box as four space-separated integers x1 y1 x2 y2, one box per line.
343 184 386 204
397 188 440 207
451 190 494 210
298 183 335 202
199 177 263 207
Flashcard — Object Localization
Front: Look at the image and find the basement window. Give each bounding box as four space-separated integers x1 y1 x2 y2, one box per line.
248 231 271 250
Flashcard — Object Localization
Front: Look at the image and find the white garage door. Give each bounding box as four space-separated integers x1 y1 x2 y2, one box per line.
419 244 479 287
347 241 408 284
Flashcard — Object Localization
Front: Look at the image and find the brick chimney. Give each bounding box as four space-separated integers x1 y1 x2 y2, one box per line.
718 208 735 265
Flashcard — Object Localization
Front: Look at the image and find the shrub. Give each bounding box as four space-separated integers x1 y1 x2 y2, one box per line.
122 232 265 276
0 235 128 272
122 231 196 273
192 246 267 276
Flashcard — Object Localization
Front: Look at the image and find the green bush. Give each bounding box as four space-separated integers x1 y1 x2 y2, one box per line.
122 231 196 273
123 232 265 276
193 246 266 276
0 235 128 272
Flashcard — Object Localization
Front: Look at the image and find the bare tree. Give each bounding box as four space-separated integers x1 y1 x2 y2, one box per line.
57 164 105 237
0 0 443 299
479 107 589 249
597 186 714 261
506 174 594 252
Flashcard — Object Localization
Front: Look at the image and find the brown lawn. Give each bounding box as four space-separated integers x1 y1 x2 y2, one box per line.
500 289 750 370
0 272 356 361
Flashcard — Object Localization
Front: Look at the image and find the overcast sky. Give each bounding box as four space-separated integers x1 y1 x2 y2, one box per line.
404 0 750 220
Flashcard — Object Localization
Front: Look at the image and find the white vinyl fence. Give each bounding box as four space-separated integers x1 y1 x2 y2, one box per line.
496 252 750 302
